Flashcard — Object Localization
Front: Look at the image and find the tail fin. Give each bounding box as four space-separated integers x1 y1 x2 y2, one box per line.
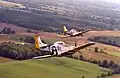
63 26 68 33
63 26 68 35
34 34 41 49
34 34 48 49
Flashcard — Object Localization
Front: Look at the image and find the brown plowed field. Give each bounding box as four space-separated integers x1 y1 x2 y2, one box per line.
0 35 10 43
0 57 13 63
111 75 120 78
0 22 26 33
85 31 120 38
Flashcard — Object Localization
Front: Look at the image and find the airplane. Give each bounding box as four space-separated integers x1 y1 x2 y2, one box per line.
34 34 95 57
63 26 91 37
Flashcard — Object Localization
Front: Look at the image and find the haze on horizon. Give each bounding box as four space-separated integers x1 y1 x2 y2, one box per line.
92 0 120 4
101 0 120 4
74 0 120 4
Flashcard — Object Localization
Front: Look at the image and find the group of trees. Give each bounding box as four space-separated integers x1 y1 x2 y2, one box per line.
67 55 120 78
94 47 106 54
11 35 48 44
0 27 15 34
0 43 49 60
10 35 35 44
89 36 120 47
19 36 35 44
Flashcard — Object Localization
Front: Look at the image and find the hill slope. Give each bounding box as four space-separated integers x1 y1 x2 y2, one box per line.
0 57 111 78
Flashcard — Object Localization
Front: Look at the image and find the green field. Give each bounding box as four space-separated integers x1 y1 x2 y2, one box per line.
0 57 111 78
107 51 120 57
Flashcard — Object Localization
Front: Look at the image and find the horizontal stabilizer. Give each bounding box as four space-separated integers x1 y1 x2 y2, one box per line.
32 55 52 59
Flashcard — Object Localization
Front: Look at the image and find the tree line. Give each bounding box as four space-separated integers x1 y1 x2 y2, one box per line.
0 43 49 60
89 36 120 47
0 27 15 34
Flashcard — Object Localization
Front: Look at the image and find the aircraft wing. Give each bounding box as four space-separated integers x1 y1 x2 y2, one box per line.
74 29 91 36
69 42 94 52
81 29 91 34
62 42 95 55
61 35 71 38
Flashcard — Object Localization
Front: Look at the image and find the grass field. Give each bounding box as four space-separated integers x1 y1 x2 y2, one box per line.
107 51 120 57
0 57 111 78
